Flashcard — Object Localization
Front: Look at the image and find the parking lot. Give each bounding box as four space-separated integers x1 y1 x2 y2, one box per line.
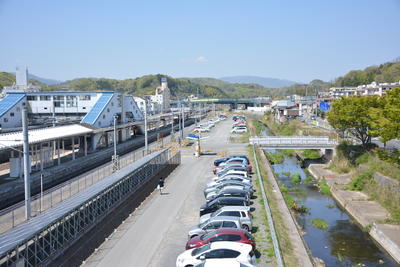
84 116 264 267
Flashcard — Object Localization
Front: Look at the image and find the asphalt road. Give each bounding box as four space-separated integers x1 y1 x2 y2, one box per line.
83 118 247 267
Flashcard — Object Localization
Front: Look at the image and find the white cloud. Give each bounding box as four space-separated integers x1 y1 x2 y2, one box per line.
194 56 208 63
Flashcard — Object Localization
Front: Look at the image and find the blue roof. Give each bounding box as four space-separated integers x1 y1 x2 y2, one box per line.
81 92 114 125
0 93 26 118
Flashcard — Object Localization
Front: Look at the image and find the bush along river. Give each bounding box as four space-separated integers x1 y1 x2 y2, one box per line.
261 130 397 266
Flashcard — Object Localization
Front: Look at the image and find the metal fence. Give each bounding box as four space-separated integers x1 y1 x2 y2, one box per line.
0 145 163 235
249 136 337 148
0 148 180 267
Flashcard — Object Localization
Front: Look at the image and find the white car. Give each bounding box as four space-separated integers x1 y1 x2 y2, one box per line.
196 259 256 267
194 127 210 133
176 242 256 267
206 177 251 188
231 127 247 134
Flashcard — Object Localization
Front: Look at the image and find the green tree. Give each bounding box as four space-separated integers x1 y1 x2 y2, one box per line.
370 88 400 143
327 96 380 147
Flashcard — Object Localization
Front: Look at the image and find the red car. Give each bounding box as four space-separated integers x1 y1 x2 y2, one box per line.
185 228 256 250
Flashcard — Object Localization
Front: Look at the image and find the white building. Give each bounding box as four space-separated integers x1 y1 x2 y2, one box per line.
150 77 171 113
329 81 400 98
0 91 144 130
2 67 41 93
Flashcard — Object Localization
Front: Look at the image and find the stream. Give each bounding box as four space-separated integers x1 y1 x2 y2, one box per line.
261 129 397 267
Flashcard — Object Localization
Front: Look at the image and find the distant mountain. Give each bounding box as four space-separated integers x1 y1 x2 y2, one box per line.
28 74 63 85
220 76 298 88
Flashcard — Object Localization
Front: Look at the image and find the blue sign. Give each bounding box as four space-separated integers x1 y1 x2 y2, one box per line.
161 77 167 82
320 102 330 111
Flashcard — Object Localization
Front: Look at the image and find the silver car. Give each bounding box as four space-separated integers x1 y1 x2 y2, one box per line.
188 216 241 239
199 206 253 231
204 182 254 197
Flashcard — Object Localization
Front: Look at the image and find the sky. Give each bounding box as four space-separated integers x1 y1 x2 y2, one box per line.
0 0 399 83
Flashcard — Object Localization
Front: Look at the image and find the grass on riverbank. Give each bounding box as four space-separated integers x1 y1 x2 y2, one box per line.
266 152 285 164
301 149 321 159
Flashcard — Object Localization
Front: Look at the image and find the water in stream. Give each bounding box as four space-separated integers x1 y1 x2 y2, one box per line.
261 130 398 266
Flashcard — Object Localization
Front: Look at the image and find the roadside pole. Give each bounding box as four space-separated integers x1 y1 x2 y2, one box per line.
181 103 185 139
112 115 119 171
40 173 43 213
144 104 148 154
22 108 31 220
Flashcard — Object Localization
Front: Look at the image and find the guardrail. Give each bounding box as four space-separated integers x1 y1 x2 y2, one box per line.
249 136 337 148
0 148 180 267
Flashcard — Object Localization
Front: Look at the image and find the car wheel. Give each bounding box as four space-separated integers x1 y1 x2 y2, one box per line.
242 225 250 231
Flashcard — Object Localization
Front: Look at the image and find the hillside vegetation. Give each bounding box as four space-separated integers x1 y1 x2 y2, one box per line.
335 61 400 87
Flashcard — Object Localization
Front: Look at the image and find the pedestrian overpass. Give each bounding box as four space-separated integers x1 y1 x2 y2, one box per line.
172 97 271 108
249 136 337 149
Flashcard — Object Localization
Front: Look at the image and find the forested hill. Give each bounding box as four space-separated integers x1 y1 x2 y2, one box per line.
335 61 400 87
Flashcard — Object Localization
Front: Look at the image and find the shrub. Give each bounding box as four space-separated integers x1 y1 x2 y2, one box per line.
303 176 314 184
282 172 291 177
311 218 329 230
290 173 301 184
346 171 373 191
318 179 330 195
355 152 370 165
266 152 284 164
280 149 295 157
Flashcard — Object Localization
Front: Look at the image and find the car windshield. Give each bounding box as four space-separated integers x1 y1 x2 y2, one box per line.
199 220 209 228
210 210 219 217
200 231 216 241
191 244 211 256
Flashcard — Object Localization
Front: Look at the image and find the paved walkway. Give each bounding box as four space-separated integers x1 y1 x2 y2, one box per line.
84 118 248 267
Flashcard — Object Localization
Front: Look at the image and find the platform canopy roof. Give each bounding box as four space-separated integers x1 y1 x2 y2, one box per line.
0 124 94 151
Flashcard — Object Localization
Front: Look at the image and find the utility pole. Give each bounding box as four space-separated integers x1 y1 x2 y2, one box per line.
171 110 174 140
144 104 148 154
112 115 119 172
181 103 185 139
22 108 31 220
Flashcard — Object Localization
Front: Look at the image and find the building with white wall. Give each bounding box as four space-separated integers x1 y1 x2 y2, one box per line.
0 91 144 130
329 81 400 98
149 77 171 113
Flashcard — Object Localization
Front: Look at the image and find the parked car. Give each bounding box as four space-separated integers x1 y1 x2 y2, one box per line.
176 242 256 267
206 189 250 204
195 259 256 267
194 127 210 133
213 161 248 174
204 183 254 198
199 206 253 231
216 166 249 176
200 197 248 216
186 228 255 250
218 158 252 173
231 127 247 134
206 177 251 188
188 216 241 239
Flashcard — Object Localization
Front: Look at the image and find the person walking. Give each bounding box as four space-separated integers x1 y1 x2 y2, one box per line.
157 177 164 195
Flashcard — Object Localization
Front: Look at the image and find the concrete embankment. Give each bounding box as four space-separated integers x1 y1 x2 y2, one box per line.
308 164 400 264
258 148 314 267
